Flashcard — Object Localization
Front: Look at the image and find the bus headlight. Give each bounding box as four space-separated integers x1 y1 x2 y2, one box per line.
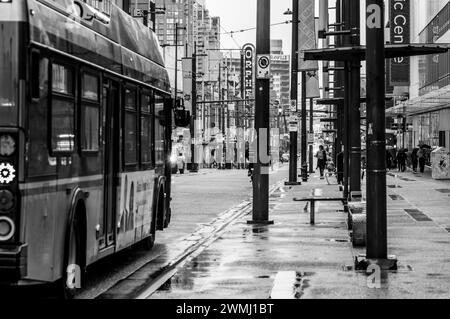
0 134 16 156
0 189 15 212
0 217 15 242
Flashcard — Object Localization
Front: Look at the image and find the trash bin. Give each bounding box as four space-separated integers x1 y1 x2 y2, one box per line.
431 147 450 180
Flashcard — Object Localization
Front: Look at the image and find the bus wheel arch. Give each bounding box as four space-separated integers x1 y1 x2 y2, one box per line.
59 189 87 299
155 177 166 231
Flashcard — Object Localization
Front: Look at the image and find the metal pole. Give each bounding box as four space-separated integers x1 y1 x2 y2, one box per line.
189 41 199 172
250 0 272 224
349 0 362 200
301 72 308 182
342 0 350 201
309 98 314 173
335 0 344 177
366 0 388 260
287 0 300 186
174 23 179 108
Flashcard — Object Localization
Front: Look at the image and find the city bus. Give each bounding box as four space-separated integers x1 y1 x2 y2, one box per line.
0 0 177 297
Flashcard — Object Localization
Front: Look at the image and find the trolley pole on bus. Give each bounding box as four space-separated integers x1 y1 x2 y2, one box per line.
365 0 389 262
249 0 273 225
286 0 301 186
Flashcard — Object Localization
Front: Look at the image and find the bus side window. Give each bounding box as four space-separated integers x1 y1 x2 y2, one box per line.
124 87 138 166
140 91 154 168
154 94 165 166
30 51 40 99
81 72 100 152
50 63 75 153
28 56 57 177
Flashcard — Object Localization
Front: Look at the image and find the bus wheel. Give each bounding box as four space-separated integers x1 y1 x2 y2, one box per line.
142 191 160 250
142 233 155 250
59 213 83 299
164 207 171 228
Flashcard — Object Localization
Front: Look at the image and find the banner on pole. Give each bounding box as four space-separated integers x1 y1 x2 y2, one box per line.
182 58 193 112
306 72 320 98
298 0 319 72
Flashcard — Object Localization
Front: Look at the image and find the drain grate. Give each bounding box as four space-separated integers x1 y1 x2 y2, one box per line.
436 189 450 194
405 209 433 222
389 195 405 201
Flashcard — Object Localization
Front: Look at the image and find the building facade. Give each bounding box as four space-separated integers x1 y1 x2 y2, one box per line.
388 0 450 152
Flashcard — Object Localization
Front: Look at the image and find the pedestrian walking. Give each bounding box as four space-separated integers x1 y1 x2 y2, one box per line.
397 149 407 172
315 145 327 179
411 148 419 173
386 150 392 170
418 146 426 173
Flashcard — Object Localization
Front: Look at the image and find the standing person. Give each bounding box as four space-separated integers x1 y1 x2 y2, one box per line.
411 148 419 173
418 146 426 173
386 150 392 170
397 149 407 172
315 145 327 179
174 135 186 174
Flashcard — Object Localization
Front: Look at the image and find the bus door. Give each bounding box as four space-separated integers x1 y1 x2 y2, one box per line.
101 79 120 249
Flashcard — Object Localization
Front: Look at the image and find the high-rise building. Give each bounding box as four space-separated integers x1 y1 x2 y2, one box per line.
270 40 290 131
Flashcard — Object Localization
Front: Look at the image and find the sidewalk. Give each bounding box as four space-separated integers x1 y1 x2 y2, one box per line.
151 169 450 299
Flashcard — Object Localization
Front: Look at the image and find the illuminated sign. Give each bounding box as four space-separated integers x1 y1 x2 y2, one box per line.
390 0 410 86
242 43 255 106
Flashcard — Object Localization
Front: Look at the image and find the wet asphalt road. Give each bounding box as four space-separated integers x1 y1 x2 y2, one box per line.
75 165 289 299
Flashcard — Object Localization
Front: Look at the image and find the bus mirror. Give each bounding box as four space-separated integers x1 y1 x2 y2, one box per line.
174 109 191 128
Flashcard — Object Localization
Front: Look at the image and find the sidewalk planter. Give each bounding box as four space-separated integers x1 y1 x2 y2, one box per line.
431 147 450 180
348 202 366 247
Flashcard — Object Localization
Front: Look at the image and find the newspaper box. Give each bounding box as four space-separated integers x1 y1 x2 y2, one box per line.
431 147 450 180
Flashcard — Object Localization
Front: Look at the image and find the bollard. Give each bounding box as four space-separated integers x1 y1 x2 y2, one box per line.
310 200 315 225
301 163 309 182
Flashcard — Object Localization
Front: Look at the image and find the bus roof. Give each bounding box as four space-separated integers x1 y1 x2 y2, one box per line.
27 0 171 94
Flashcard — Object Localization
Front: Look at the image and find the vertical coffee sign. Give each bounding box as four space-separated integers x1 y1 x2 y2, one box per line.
390 0 410 86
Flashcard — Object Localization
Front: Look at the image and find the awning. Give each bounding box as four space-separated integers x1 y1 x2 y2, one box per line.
316 97 393 105
303 44 449 62
386 85 450 117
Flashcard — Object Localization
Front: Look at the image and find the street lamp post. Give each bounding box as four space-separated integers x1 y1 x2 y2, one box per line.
249 0 273 225
285 1 301 186
365 0 388 261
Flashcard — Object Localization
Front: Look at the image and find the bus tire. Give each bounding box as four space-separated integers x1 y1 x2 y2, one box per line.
142 187 160 250
164 207 171 228
59 206 85 299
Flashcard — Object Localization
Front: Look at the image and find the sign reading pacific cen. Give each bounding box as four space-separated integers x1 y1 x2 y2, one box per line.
390 0 410 86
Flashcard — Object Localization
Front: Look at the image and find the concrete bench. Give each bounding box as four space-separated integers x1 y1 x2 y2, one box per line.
293 197 347 225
